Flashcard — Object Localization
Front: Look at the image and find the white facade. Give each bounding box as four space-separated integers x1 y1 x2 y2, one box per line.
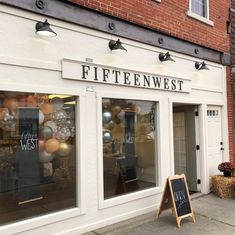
0 5 229 235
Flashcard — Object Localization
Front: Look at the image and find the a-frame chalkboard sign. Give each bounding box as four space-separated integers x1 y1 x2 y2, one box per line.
157 174 195 228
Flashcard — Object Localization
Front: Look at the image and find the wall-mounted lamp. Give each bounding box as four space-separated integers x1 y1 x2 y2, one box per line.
109 39 127 52
158 52 175 62
35 19 57 37
195 61 209 70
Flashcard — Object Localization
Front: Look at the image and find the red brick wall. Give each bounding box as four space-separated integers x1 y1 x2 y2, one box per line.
70 0 230 53
227 66 235 164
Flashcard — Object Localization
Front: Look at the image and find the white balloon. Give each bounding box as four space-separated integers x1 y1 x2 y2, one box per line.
39 110 45 125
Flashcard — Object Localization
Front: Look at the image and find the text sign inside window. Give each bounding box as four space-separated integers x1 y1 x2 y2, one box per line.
62 59 191 93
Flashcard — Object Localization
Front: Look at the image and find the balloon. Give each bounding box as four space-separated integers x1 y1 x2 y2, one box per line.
39 110 45 125
113 116 121 124
52 110 67 124
40 126 53 140
54 125 71 141
117 109 125 121
40 103 53 115
26 95 37 107
103 120 114 130
44 120 57 133
103 130 112 144
38 140 45 150
45 138 60 153
39 150 55 163
102 111 112 124
3 98 19 110
102 99 111 109
111 105 121 115
51 97 64 110
0 109 16 131
57 142 72 157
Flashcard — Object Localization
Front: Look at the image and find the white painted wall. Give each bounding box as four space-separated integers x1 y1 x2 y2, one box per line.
0 4 229 235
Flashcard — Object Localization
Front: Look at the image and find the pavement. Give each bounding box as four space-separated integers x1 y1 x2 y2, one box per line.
82 193 235 235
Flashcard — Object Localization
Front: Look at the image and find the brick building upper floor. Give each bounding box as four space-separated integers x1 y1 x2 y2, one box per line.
69 0 230 53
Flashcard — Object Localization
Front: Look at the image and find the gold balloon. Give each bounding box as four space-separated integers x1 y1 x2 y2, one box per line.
103 120 114 130
40 103 53 115
57 142 72 157
3 98 19 110
111 105 121 115
45 138 60 153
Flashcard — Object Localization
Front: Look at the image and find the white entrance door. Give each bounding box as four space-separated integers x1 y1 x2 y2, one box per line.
207 106 223 176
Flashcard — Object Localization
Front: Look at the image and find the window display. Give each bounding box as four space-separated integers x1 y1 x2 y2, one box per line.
0 91 77 225
102 98 157 199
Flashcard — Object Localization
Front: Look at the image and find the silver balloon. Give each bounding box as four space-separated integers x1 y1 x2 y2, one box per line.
44 120 57 133
39 150 55 163
52 110 67 124
103 130 112 144
55 125 71 141
0 109 16 131
40 126 53 140
102 111 112 124
51 97 64 110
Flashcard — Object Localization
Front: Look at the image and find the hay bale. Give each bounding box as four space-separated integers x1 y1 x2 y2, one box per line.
211 175 235 198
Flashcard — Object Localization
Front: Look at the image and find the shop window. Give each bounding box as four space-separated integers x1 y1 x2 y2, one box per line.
102 98 157 199
0 91 77 225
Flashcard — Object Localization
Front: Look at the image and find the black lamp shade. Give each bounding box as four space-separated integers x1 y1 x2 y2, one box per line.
159 52 175 62
109 39 127 51
195 61 209 70
35 19 57 37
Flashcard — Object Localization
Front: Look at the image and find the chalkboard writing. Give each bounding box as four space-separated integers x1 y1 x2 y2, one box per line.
157 174 195 228
171 178 191 217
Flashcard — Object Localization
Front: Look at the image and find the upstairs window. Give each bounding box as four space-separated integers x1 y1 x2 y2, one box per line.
187 0 214 26
191 0 208 18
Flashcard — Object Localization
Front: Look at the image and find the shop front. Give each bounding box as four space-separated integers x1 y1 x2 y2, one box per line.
0 4 230 235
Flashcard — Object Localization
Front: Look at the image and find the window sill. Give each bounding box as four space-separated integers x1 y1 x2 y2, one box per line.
187 11 214 26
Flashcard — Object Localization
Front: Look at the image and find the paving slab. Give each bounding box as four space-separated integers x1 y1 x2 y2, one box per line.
82 194 235 235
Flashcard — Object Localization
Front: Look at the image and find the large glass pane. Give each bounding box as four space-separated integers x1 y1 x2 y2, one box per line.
191 0 207 17
0 91 77 225
102 98 157 199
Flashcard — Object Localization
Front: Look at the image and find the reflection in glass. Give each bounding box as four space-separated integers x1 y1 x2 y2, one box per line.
0 91 77 225
102 98 157 199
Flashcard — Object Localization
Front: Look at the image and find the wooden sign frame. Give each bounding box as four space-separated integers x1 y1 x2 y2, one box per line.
157 174 195 228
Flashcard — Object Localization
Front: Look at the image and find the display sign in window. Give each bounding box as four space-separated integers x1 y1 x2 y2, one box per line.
102 98 157 199
0 91 77 225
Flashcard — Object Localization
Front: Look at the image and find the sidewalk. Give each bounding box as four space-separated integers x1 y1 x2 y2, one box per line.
83 194 235 235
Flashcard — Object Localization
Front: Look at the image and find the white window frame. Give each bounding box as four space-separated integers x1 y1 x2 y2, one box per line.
187 0 214 26
97 91 163 209
0 87 86 235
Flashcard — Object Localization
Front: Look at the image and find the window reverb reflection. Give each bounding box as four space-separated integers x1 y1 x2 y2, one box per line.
0 91 77 225
102 98 157 199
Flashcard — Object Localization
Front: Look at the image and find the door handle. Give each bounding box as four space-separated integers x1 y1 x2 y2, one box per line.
220 148 224 151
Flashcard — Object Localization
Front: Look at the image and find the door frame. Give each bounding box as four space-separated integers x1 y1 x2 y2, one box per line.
172 105 199 192
169 98 229 194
